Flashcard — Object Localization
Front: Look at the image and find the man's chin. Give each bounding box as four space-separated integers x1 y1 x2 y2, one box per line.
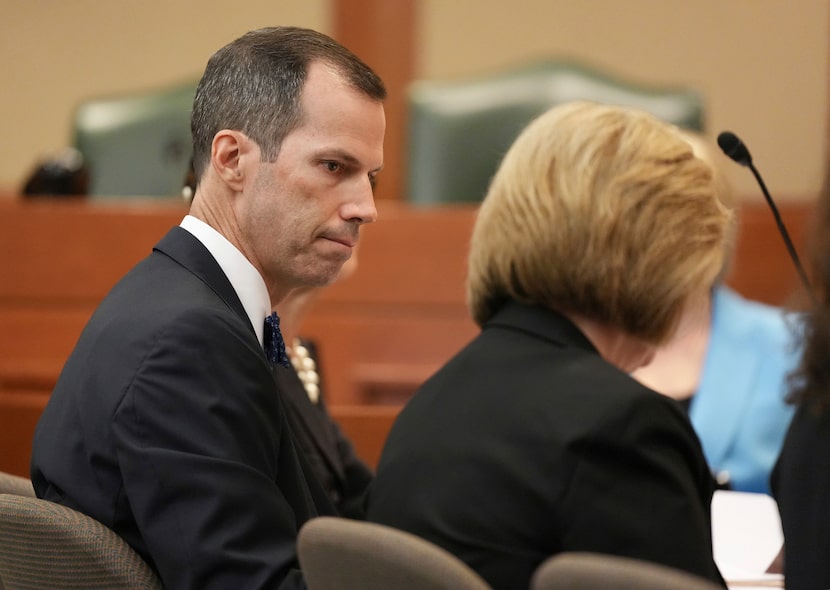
304 262 347 288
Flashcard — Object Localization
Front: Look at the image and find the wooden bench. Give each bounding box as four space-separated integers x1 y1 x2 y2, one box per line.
0 195 816 475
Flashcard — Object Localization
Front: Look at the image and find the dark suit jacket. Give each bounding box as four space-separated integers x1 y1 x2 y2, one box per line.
275 340 373 519
771 404 830 590
367 300 725 590
31 227 334 589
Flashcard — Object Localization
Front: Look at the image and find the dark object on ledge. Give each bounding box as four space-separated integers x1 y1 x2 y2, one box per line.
21 148 89 197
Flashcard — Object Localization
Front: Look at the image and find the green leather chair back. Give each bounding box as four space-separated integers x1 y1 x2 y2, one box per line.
406 60 705 205
72 80 197 198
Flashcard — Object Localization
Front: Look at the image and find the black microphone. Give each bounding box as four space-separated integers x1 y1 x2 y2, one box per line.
717 130 815 305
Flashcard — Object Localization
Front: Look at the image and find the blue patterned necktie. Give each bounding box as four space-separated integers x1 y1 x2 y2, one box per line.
264 312 290 368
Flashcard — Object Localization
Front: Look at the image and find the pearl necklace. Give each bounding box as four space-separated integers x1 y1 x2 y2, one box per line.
288 338 320 404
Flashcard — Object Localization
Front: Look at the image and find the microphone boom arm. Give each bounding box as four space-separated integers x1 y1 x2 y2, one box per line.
717 130 816 307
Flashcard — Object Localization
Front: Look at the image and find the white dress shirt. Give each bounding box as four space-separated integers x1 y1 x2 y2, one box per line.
179 215 271 347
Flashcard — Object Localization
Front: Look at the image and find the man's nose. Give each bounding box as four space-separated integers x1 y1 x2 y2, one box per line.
343 180 378 225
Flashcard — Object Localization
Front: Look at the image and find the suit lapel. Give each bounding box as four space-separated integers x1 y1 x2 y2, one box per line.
275 364 345 483
153 227 254 339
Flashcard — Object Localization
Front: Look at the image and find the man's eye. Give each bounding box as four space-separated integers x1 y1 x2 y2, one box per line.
324 161 341 173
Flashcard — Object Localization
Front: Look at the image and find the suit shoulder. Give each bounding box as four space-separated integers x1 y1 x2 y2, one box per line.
714 287 802 348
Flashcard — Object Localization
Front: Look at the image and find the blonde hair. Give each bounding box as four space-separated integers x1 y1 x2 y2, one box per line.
467 101 734 344
677 129 739 280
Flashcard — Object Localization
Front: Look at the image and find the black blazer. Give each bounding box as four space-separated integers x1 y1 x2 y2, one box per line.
367 300 725 590
771 404 830 590
31 227 334 590
275 340 373 519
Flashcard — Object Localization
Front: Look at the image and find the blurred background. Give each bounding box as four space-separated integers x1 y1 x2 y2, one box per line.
1 0 826 479
1 0 827 202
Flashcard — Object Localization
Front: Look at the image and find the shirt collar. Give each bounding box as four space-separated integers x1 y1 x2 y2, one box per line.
179 215 271 346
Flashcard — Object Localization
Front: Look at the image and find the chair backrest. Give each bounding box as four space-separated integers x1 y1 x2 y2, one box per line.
406 59 704 205
530 552 723 590
0 473 34 498
72 80 197 198
0 494 162 590
298 516 493 590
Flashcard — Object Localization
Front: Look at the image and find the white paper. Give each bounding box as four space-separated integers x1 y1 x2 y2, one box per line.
711 490 784 588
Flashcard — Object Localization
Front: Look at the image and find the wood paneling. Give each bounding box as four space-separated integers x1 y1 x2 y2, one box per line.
333 0 417 201
726 200 815 309
0 195 815 476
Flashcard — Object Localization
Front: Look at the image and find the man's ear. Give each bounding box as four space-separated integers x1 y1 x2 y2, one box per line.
210 130 255 191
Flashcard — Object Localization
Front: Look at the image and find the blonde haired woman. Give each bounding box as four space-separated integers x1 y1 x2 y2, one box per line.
367 101 730 589
633 132 799 494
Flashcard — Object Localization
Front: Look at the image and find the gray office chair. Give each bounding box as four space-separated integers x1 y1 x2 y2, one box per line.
72 79 197 198
0 473 34 498
298 516 494 590
0 494 162 589
406 59 704 205
530 552 723 590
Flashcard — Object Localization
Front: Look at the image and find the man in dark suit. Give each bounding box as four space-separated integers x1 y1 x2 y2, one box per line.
273 255 373 519
31 26 386 589
274 344 373 519
366 102 729 589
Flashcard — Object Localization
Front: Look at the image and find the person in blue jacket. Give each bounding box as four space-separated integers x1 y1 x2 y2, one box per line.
633 132 799 495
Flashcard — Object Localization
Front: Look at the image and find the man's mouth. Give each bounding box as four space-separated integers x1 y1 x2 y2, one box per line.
319 232 357 248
